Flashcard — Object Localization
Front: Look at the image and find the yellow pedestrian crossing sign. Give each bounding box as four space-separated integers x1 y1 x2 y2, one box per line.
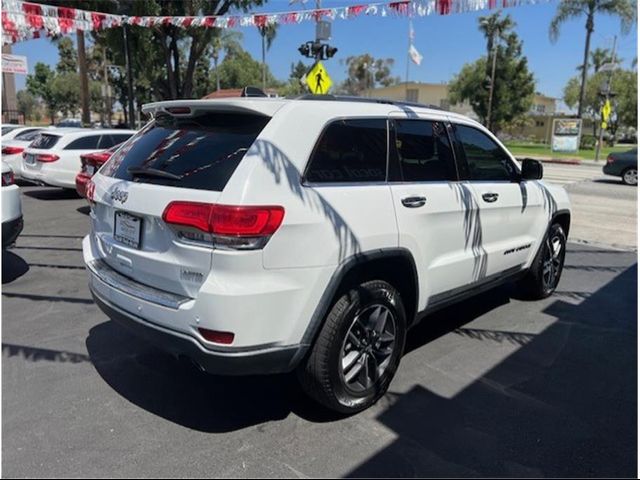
601 99 612 122
306 61 333 95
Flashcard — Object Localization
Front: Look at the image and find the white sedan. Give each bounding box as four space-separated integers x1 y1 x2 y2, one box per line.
1 127 45 177
1 161 23 248
21 128 136 189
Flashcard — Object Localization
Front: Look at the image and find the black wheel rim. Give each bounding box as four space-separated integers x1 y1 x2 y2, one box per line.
339 304 397 394
542 233 563 290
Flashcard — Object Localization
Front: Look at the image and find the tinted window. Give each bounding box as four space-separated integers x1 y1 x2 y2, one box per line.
30 134 60 149
65 135 102 150
305 119 387 183
14 129 41 141
455 125 517 181
1 126 19 136
99 134 132 149
102 113 269 192
394 120 456 182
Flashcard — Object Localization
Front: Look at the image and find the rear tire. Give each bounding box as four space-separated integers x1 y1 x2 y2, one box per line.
297 280 407 414
622 167 637 186
517 223 566 300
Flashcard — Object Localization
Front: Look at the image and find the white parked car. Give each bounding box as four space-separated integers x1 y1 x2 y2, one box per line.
1 127 46 177
1 125 43 141
21 129 136 189
83 97 571 413
2 161 23 248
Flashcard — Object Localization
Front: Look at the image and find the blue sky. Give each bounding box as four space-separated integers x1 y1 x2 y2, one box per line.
10 0 638 108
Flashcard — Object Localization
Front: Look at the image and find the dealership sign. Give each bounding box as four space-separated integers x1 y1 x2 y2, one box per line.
2 54 27 74
552 118 582 153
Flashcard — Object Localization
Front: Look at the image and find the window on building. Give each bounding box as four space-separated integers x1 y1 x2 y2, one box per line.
406 89 419 103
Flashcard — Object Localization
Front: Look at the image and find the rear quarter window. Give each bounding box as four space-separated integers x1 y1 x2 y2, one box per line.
304 118 388 183
30 134 61 149
101 112 270 192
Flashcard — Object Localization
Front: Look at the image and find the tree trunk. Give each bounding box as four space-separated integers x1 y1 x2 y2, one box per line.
77 30 91 126
214 55 220 91
578 12 594 119
159 30 178 99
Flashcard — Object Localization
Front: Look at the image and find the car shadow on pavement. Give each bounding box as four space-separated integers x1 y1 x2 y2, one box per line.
85 320 342 433
84 285 517 434
23 188 80 200
2 250 29 284
346 263 637 478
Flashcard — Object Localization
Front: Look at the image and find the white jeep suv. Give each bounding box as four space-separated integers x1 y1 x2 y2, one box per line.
83 97 571 413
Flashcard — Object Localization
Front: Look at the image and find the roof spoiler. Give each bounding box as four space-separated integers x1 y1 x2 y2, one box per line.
241 86 268 98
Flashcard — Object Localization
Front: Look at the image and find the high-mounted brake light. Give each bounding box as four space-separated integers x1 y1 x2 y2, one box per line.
1 146 24 155
165 107 192 115
162 202 285 250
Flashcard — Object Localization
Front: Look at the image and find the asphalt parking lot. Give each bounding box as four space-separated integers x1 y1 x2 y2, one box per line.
2 184 637 478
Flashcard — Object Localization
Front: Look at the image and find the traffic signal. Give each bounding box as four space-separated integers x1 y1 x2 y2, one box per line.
298 42 314 58
323 45 338 59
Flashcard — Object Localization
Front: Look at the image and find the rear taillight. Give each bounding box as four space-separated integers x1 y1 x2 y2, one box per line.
2 146 24 155
86 180 96 204
2 171 14 186
606 155 615 164
36 153 60 163
162 202 285 250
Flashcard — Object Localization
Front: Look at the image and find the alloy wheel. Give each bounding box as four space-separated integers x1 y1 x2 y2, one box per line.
623 169 638 186
542 234 563 290
339 304 397 394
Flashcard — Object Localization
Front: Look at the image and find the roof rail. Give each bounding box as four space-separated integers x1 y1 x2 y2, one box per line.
293 94 447 112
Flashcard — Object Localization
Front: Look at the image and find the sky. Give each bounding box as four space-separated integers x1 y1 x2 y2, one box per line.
9 0 638 108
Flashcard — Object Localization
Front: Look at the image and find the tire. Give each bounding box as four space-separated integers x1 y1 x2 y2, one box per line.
517 223 567 300
297 280 407 414
622 167 638 186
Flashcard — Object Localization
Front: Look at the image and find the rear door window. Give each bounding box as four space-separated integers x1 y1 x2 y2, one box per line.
30 134 61 150
65 135 102 150
102 112 270 192
393 120 457 182
14 129 41 141
305 119 388 183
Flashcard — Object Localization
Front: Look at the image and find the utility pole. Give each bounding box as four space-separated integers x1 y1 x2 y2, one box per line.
123 23 136 129
595 35 617 162
77 30 91 127
486 42 498 132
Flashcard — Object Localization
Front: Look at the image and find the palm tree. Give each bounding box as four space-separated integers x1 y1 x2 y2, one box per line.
211 30 243 92
478 12 515 61
258 23 278 91
550 0 636 118
576 47 623 75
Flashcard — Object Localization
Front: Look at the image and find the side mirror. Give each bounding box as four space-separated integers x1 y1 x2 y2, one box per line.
521 158 543 180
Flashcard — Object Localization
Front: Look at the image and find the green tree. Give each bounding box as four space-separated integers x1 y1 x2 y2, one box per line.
449 31 535 132
563 68 637 140
549 0 637 118
214 46 278 90
277 61 310 96
17 90 38 121
339 54 399 95
211 30 243 92
51 72 81 117
56 37 78 74
26 63 58 124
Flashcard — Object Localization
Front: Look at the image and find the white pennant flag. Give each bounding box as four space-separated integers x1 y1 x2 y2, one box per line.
409 44 423 66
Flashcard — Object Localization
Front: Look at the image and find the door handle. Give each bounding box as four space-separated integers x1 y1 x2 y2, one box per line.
482 192 499 203
401 196 427 208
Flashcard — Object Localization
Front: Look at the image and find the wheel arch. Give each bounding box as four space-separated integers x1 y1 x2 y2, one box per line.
299 248 419 349
552 209 571 237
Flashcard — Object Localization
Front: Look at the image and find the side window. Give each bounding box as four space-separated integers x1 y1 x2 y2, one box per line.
65 135 102 150
98 135 116 149
394 120 457 182
455 124 517 181
112 134 133 146
305 119 388 183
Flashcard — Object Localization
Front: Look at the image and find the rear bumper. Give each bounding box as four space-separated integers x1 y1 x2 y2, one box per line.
602 163 623 176
2 215 23 247
90 286 306 375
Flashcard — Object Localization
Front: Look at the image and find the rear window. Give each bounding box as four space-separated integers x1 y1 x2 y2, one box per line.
304 119 388 183
30 134 61 150
14 129 41 141
102 113 269 192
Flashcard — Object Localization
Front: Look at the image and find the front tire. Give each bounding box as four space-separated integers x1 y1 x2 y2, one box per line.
622 167 637 186
517 223 567 300
297 280 407 414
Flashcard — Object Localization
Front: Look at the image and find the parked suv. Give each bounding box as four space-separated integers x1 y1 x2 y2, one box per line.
83 97 571 413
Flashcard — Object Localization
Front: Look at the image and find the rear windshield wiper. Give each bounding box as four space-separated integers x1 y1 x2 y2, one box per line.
127 167 182 180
